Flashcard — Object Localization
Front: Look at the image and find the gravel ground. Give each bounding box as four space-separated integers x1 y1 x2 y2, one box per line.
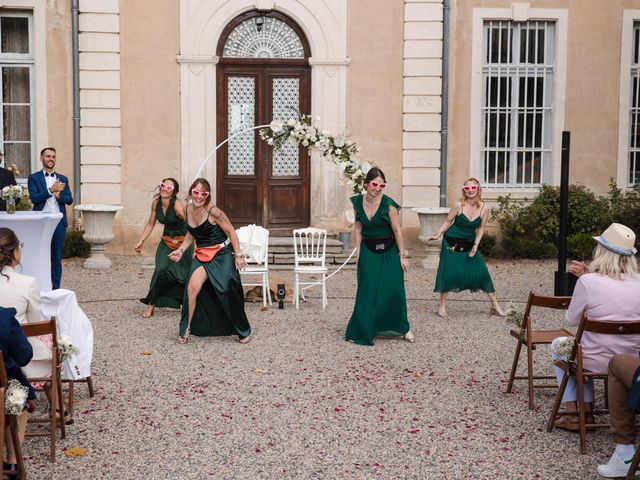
21 255 612 479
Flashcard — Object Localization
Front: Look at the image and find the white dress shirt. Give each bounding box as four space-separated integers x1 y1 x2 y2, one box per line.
42 170 59 213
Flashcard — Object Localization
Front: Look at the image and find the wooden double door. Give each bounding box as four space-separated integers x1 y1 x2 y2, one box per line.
216 65 311 234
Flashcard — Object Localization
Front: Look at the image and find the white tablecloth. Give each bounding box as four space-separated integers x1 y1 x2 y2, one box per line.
40 289 93 380
0 211 62 292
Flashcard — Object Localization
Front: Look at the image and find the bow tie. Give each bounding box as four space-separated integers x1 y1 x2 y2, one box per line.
45 172 55 177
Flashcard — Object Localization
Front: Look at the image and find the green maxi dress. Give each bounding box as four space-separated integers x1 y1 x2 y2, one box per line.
141 197 192 308
178 218 251 339
345 194 410 346
433 208 495 293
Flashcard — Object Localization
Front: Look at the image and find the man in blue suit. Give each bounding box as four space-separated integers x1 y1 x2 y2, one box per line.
27 147 73 289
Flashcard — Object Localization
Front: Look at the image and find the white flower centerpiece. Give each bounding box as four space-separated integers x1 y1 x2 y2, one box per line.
1 184 23 214
260 114 374 195
4 379 29 415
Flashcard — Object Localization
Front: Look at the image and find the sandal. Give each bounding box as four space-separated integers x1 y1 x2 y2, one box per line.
178 328 190 344
238 335 251 344
50 408 74 425
554 414 579 431
403 331 415 343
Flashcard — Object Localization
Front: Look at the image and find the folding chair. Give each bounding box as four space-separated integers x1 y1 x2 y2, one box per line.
293 227 328 309
626 445 640 479
505 292 572 410
236 225 272 307
0 352 26 480
547 316 640 454
22 318 66 462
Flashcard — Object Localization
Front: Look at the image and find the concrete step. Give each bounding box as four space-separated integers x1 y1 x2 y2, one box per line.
267 236 355 265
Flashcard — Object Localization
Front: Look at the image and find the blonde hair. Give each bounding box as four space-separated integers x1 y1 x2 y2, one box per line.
589 244 639 280
459 177 483 208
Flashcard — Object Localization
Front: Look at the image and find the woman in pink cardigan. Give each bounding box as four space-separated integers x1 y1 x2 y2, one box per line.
552 223 640 436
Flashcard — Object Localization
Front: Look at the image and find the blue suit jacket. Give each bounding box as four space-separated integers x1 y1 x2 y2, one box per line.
27 170 73 227
0 307 35 400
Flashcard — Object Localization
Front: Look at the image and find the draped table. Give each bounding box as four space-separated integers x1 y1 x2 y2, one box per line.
0 211 63 292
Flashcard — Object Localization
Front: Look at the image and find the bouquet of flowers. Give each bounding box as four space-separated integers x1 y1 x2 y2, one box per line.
4 379 28 415
1 184 23 201
505 305 524 329
260 114 373 194
57 335 80 362
551 336 576 360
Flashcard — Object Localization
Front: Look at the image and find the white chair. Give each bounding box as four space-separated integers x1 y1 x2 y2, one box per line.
236 225 272 307
293 227 328 309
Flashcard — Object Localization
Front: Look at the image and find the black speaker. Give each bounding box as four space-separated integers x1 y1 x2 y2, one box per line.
277 283 285 309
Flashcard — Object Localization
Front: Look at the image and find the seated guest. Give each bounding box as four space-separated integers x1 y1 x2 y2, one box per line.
0 306 35 476
551 223 640 431
0 227 72 424
596 354 640 478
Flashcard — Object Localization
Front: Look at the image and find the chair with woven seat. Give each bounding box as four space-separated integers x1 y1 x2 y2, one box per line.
505 292 572 410
22 317 66 462
547 316 640 454
236 225 272 307
293 227 328 309
0 352 26 480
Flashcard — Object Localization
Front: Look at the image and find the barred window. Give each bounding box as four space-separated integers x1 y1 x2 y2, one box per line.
0 12 33 178
630 23 640 185
481 21 555 188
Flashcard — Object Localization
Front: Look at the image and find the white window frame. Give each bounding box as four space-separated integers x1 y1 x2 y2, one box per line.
617 10 640 187
470 4 568 199
0 1 47 179
0 11 35 175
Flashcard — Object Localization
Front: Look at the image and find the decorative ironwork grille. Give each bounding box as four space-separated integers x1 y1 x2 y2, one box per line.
223 17 304 59
272 78 300 176
227 76 255 176
630 23 640 185
481 20 555 188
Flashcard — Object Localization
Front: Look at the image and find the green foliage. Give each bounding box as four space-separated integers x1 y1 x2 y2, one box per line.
567 232 596 260
491 181 640 259
62 230 91 259
478 233 496 257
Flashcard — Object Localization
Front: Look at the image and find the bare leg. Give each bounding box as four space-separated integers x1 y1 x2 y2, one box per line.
142 304 155 318
438 293 448 318
487 292 505 316
180 266 207 343
5 410 27 463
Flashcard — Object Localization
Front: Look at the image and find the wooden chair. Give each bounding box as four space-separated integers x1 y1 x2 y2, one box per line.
22 318 66 462
63 375 95 414
0 352 26 480
293 227 328 309
626 444 640 479
547 316 640 454
505 292 572 409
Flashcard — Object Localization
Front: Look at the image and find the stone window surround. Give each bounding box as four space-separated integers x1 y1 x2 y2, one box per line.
0 0 48 174
469 4 567 201
617 10 640 188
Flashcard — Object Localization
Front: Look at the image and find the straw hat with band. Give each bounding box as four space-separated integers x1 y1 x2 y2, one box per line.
593 223 637 257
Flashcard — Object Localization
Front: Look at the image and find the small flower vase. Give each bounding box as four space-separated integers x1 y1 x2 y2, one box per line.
6 196 16 214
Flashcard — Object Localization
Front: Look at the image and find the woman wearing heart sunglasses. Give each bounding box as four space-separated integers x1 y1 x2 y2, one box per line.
135 178 193 318
344 167 415 345
428 177 505 317
168 178 251 344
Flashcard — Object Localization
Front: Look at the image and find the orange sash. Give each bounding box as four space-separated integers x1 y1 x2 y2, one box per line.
194 245 222 262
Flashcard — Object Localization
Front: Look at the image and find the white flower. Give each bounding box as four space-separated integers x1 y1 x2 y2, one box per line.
269 120 283 133
302 140 309 147
1 186 9 194
335 149 342 155
267 138 274 146
5 379 28 416
361 161 372 174
58 335 80 362
288 136 298 146
287 118 296 127
334 137 345 148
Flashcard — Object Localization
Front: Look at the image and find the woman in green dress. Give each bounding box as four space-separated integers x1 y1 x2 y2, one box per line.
168 178 251 344
135 178 192 317
429 177 505 318
345 167 414 346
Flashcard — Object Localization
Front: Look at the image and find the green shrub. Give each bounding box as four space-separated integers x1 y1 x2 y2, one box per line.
479 233 496 257
567 232 597 260
607 182 640 250
62 230 91 258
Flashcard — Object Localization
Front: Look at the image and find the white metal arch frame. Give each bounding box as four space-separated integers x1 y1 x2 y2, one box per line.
178 0 350 221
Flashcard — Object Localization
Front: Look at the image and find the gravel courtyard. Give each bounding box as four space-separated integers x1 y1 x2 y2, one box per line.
22 255 612 479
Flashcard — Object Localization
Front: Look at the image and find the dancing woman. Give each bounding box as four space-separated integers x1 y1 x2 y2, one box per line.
428 177 504 317
168 178 251 344
344 167 414 346
135 178 192 317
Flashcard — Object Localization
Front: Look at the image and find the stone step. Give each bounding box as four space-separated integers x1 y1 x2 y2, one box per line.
268 236 347 254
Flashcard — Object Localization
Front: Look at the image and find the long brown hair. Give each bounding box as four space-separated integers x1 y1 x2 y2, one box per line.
156 177 179 199
0 228 19 278
459 177 483 208
187 178 212 207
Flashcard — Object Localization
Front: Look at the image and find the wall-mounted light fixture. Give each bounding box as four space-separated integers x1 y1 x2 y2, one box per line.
255 15 265 32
